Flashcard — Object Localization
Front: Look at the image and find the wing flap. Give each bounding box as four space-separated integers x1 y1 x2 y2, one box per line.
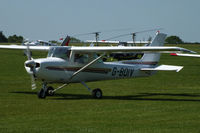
140 65 183 72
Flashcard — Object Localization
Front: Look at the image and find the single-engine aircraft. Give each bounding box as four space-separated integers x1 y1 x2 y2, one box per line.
0 32 195 99
22 40 57 46
22 36 71 47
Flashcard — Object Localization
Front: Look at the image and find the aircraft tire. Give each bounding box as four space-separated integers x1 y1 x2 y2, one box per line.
38 89 46 99
92 88 102 99
46 86 55 96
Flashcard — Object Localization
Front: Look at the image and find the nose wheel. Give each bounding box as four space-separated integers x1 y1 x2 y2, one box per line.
38 84 55 99
46 86 55 96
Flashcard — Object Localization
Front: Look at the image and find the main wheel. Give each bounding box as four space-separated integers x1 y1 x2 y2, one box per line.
38 89 46 99
46 86 55 96
92 88 102 99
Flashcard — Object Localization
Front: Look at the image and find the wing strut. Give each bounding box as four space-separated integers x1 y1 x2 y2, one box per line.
51 54 105 93
68 53 105 81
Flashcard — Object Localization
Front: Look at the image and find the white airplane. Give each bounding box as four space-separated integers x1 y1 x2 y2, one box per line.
23 40 57 46
0 33 195 99
171 53 200 57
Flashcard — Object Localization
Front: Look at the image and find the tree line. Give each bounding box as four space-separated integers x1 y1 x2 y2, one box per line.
0 31 23 43
0 31 198 44
0 31 81 44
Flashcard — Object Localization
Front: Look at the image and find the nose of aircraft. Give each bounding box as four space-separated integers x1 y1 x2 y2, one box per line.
25 60 35 68
24 60 40 75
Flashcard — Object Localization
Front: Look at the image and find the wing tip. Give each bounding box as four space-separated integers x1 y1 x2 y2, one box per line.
170 53 177 56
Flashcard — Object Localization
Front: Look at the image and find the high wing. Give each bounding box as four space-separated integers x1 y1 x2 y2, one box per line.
170 53 200 57
0 45 50 51
141 65 183 72
69 46 195 54
0 45 195 53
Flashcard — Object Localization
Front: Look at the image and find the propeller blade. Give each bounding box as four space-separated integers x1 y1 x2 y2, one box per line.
25 43 37 90
73 31 101 36
104 28 163 41
26 43 32 60
31 74 37 90
73 27 138 36
105 33 131 41
134 28 163 34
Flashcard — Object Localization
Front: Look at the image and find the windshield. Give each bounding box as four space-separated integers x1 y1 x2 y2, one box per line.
47 47 71 59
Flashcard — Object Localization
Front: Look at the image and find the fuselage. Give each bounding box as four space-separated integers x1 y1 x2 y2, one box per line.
25 57 156 84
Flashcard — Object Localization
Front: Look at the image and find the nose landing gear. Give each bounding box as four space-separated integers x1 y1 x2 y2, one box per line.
38 83 55 99
46 86 55 96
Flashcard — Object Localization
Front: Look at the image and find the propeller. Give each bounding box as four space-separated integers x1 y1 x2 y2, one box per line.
104 28 163 45
74 32 101 46
25 44 37 90
73 28 140 46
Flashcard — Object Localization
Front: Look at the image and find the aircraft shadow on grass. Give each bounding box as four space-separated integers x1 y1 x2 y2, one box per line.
10 91 200 102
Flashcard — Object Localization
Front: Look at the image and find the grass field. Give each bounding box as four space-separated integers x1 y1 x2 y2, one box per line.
0 44 200 133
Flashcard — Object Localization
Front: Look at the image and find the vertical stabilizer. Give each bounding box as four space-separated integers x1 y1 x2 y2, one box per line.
61 36 71 46
140 32 167 63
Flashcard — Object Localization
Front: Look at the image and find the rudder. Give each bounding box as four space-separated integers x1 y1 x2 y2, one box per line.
139 32 167 63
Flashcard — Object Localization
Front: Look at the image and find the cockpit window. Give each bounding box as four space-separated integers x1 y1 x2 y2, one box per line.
74 53 89 64
47 47 71 59
74 53 103 64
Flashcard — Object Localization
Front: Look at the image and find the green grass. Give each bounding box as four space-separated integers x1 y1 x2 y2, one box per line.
1 44 200 133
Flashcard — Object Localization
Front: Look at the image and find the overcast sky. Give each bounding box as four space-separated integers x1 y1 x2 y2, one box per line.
0 0 200 42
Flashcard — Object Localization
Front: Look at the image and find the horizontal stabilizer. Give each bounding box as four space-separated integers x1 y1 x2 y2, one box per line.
171 53 200 58
140 65 183 72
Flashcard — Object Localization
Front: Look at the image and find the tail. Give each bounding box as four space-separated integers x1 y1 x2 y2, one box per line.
61 36 70 46
139 32 167 64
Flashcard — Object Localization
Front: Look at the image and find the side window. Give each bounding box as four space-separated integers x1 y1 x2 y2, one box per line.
57 48 71 60
47 47 71 60
74 53 89 64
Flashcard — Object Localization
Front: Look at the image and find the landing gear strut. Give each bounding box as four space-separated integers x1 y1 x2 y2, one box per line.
81 82 103 99
38 83 55 99
38 88 46 99
37 82 103 99
46 86 55 96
